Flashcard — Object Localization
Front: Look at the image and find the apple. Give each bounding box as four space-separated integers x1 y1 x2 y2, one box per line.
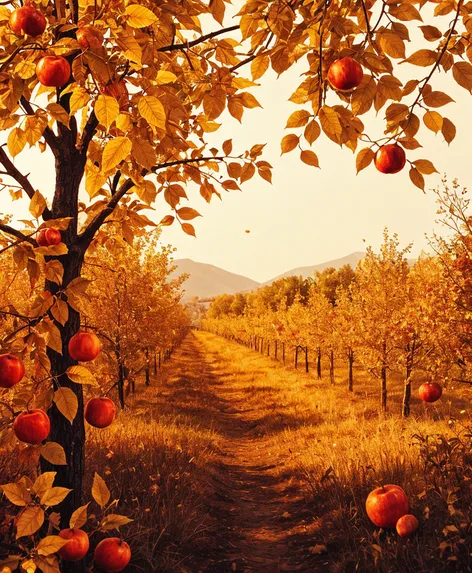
68 332 101 362
396 514 419 537
418 382 442 403
94 538 131 573
36 56 71 87
327 57 363 91
0 354 25 388
9 5 46 37
365 484 408 528
374 143 406 174
58 528 90 561
37 228 61 246
85 397 116 428
76 25 103 50
13 409 50 444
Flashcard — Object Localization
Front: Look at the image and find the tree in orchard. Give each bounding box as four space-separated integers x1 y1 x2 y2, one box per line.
332 286 359 391
349 231 411 412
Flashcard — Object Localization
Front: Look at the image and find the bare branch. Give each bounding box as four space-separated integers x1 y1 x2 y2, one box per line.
158 25 240 53
0 222 36 246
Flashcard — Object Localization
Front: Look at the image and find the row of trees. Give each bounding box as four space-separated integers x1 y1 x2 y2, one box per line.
203 181 472 417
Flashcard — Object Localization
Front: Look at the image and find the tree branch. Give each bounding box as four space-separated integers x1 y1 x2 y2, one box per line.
78 111 99 155
0 222 36 246
158 25 240 53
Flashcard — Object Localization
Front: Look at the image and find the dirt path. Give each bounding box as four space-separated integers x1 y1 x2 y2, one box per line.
167 332 317 573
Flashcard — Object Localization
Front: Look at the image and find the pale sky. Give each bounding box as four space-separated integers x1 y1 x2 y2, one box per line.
1 30 470 284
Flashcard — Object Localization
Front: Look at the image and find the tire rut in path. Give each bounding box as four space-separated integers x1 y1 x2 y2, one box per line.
180 333 317 573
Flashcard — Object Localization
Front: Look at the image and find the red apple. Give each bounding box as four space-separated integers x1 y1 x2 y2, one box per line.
68 332 101 362
9 5 46 37
0 354 25 388
36 56 71 87
37 228 61 246
396 514 419 537
76 25 103 50
94 538 131 573
365 484 408 528
85 397 116 428
58 528 90 561
418 382 442 403
374 143 406 174
327 57 363 91
13 409 50 444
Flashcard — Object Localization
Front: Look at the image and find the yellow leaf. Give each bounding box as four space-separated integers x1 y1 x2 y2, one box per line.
95 95 120 130
442 117 456 144
32 472 56 498
92 473 110 508
385 103 409 123
16 506 44 538
40 487 72 507
155 70 177 84
203 89 226 120
133 180 157 205
280 134 299 154
40 442 67 466
452 61 472 92
413 159 438 174
300 149 319 167
241 92 262 108
45 260 64 285
102 136 132 172
29 191 47 219
419 25 442 41
0 483 31 506
69 87 90 116
319 106 342 142
403 49 437 66
7 127 26 157
69 503 89 529
378 32 405 59
356 147 374 173
116 32 142 66
66 365 97 385
389 4 422 21
422 91 454 107
100 514 133 531
409 166 425 191
54 387 78 424
115 113 132 133
125 4 158 28
132 139 156 170
423 110 443 133
240 162 256 182
14 59 36 79
251 55 269 80
159 215 174 226
304 120 320 145
85 169 107 198
177 207 201 221
138 96 166 129
286 110 311 128
37 536 69 557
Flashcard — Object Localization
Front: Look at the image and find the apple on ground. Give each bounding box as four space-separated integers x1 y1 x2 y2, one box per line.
94 538 131 573
0 354 25 388
365 484 408 528
396 514 419 537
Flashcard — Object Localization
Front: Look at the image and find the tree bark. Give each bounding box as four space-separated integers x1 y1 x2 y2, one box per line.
317 347 322 379
282 342 285 364
305 347 309 373
145 348 150 386
402 346 414 418
348 349 354 392
275 340 278 361
329 350 335 385
294 345 299 369
381 365 387 413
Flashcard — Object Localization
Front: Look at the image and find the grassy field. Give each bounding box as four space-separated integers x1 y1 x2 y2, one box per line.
1 331 471 572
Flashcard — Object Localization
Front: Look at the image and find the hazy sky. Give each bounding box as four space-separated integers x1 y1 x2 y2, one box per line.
1 38 470 283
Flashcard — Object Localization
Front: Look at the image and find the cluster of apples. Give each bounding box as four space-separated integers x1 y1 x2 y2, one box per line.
366 484 419 537
37 227 62 246
57 530 131 572
327 57 406 175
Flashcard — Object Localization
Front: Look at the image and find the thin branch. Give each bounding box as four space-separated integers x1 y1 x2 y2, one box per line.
0 147 38 202
0 222 36 246
158 25 240 53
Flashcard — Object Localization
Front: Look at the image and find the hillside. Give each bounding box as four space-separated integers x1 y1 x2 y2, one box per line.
170 258 261 299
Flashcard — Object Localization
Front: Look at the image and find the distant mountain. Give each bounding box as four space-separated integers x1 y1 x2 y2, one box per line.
170 259 261 300
263 252 366 285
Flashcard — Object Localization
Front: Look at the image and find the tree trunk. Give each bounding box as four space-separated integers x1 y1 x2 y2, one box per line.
145 348 150 386
267 342 270 357
317 347 322 379
154 353 157 375
275 340 278 361
282 342 285 364
402 350 414 418
294 345 299 369
329 350 335 385
381 365 387 413
348 350 354 392
117 361 125 408
305 347 309 373
158 351 161 368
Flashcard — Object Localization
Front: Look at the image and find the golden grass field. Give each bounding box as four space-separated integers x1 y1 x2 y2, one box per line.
2 330 471 572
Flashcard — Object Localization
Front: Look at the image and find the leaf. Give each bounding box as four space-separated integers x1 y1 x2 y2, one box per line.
133 180 157 205
41 442 67 466
70 503 90 529
132 139 156 171
423 110 443 133
442 117 456 144
40 487 72 507
378 32 405 59
54 387 78 424
422 91 454 107
34 555 60 573
280 134 299 154
419 25 442 41
452 62 472 92
310 544 327 555
159 215 174 226
182 223 196 237
32 472 56 498
69 87 90 116
251 55 269 80
304 120 321 145
177 207 201 221
403 49 437 66
356 148 374 173
138 96 166 129
7 127 26 157
47 103 70 128
66 277 91 296
300 150 319 167
92 473 110 508
37 536 69 556
1 483 31 506
286 110 311 128
385 103 409 123
125 4 158 27
29 191 47 219
50 299 69 327
155 70 177 84
409 166 425 191
95 95 120 130
45 260 64 285
319 106 342 142
389 3 422 20
66 365 97 386
203 89 226 120
240 162 256 182
102 137 132 172
241 92 262 108
100 514 134 531
16 506 44 538
413 159 438 174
